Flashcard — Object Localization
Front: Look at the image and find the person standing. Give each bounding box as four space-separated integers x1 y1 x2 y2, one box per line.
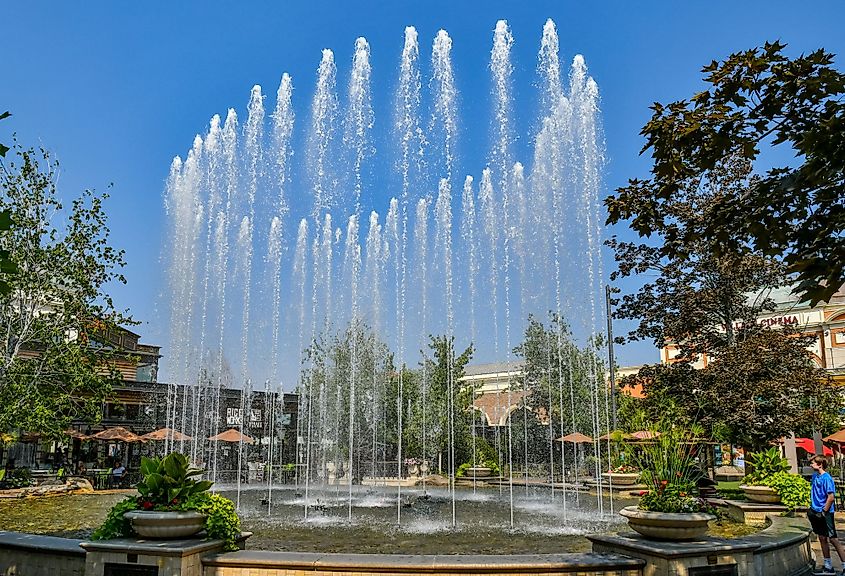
809 455 845 574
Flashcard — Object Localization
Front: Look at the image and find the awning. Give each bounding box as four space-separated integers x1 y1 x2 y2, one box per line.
795 437 833 456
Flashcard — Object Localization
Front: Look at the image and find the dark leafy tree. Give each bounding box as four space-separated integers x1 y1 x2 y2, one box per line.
607 155 786 358
605 42 845 305
621 332 840 452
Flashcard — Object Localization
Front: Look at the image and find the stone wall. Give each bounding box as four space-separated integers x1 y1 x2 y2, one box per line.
0 531 85 576
201 551 645 576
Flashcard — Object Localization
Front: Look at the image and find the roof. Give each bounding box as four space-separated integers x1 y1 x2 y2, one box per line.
462 361 524 378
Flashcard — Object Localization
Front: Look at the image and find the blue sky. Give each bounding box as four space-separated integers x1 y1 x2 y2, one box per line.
3 1 844 372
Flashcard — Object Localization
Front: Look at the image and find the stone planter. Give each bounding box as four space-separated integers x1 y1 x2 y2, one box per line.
124 511 207 538
601 472 640 486
740 484 781 503
466 466 492 478
619 506 714 541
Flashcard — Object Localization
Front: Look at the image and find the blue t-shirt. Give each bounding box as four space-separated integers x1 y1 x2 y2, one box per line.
811 471 836 513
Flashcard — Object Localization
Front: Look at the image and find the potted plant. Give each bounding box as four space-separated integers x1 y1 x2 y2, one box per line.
602 463 641 486
619 419 715 541
92 452 242 550
740 447 809 507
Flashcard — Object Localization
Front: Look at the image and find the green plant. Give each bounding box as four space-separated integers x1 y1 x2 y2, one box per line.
137 453 213 508
4 468 32 489
93 452 240 549
765 472 810 511
180 492 241 551
91 497 139 540
625 416 711 513
640 483 711 514
456 437 501 477
743 447 790 485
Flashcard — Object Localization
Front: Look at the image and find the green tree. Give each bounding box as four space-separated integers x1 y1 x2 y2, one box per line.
405 335 474 473
0 111 18 294
605 42 845 305
0 142 130 437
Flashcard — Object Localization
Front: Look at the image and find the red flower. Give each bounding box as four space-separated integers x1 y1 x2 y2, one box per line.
170 498 179 506
141 500 154 510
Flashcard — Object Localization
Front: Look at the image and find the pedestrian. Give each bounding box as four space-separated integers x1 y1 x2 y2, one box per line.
809 455 845 575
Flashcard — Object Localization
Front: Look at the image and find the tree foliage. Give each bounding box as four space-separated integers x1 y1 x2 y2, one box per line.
606 42 845 305
607 155 786 357
0 142 130 437
621 331 840 451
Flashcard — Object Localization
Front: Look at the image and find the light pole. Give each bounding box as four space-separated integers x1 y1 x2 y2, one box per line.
605 285 617 431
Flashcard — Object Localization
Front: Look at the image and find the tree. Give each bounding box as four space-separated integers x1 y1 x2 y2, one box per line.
622 332 840 452
514 313 607 436
0 111 17 294
607 155 786 358
605 42 845 305
0 142 131 437
405 335 474 472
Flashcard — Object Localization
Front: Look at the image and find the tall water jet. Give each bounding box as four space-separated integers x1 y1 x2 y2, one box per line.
346 38 373 216
308 50 338 221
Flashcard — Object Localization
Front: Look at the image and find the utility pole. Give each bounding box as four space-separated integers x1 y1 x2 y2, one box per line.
605 285 617 431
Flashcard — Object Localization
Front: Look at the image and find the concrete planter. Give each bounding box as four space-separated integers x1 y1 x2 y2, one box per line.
466 466 493 478
619 506 714 541
740 484 781 504
601 472 640 486
124 510 207 538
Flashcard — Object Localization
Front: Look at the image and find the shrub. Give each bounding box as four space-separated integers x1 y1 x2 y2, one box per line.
744 447 790 485
91 497 139 540
765 471 810 511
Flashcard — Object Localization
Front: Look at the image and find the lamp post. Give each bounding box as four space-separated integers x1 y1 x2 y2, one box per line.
605 285 617 431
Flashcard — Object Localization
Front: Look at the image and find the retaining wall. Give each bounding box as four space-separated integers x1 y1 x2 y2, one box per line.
0 531 86 576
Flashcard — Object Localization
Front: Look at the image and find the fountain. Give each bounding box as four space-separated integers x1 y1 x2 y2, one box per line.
161 18 616 549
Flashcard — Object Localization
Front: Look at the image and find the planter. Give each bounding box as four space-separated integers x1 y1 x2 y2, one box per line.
601 472 640 486
124 511 207 538
466 466 493 478
619 506 714 541
740 484 781 504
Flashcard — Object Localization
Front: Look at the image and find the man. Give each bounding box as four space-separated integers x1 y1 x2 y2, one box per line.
809 455 845 575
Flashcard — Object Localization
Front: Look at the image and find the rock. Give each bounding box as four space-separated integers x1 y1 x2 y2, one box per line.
421 474 449 487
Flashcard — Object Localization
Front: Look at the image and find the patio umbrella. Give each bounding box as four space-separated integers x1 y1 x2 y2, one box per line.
627 430 661 441
63 429 89 440
141 428 192 442
89 426 145 443
794 437 833 456
208 428 254 444
555 432 593 444
824 429 845 444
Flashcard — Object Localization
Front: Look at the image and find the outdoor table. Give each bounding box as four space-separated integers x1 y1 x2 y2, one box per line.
87 469 111 490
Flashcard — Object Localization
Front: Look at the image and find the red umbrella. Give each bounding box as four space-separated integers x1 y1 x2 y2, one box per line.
795 437 833 456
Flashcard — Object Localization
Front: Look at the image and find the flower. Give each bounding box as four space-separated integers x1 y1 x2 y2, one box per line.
141 500 154 510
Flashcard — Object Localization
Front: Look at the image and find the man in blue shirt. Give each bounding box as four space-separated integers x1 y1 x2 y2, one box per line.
809 455 845 574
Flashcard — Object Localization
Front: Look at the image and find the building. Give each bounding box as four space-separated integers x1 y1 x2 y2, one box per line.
660 286 845 384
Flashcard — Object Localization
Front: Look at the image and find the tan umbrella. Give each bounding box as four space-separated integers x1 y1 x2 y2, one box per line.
555 432 594 444
63 429 89 440
89 426 146 443
141 428 192 442
208 428 254 444
825 429 845 444
627 430 660 441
